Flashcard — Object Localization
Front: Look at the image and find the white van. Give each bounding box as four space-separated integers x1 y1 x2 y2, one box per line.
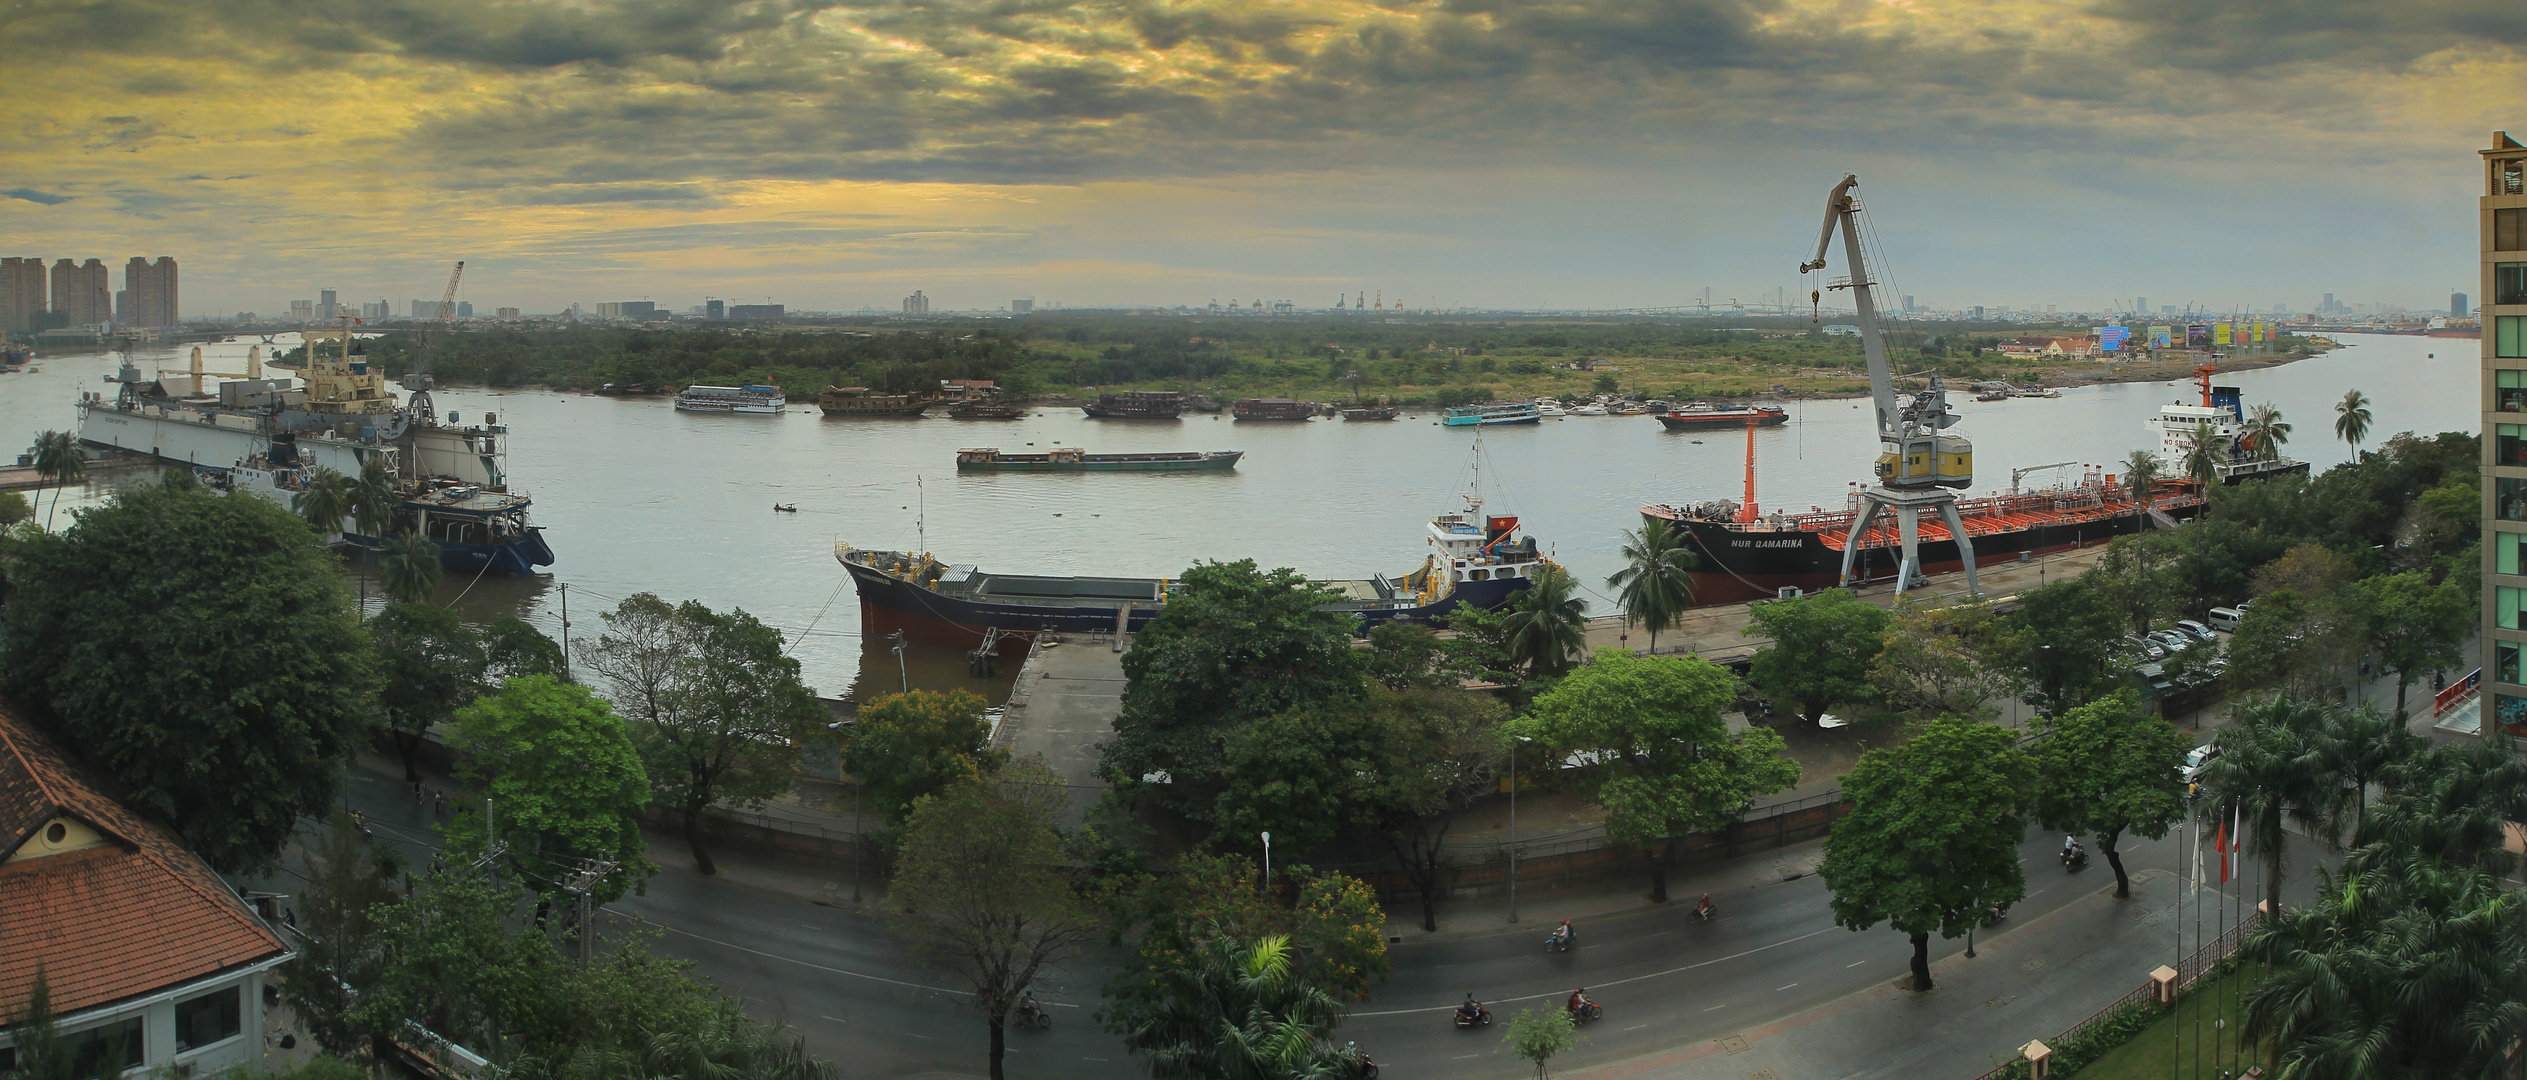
2205 607 2245 633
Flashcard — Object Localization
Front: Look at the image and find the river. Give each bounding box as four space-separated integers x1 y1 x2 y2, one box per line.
1 333 2471 701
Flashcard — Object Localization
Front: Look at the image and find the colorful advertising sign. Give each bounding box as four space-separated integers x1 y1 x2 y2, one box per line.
2099 326 2129 352
2151 325 2173 348
2188 324 2211 348
2253 322 2269 343
2214 323 2233 345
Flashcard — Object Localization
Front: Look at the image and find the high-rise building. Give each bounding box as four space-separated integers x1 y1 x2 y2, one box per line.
2134 295 2148 315
361 300 389 320
1970 305 1985 320
456 301 473 318
48 258 109 326
902 290 929 315
705 299 725 319
122 257 177 327
2456 292 2471 318
596 302 624 318
1012 298 1034 313
2479 131 2527 738
319 288 338 320
0 257 46 335
496 307 520 320
2322 292 2337 314
290 299 314 321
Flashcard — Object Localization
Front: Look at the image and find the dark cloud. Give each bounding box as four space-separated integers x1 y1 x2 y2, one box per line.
2088 0 2519 71
4 189 71 205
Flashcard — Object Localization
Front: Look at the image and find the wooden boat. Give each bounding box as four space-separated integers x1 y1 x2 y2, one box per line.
1082 391 1183 419
954 447 1242 472
1232 398 1315 420
948 401 1027 419
819 386 934 416
1342 405 1399 421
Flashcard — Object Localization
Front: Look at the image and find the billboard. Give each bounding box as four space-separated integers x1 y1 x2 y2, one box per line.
2214 323 2233 345
2099 326 2129 352
2151 325 2173 348
2187 324 2211 348
2253 322 2269 342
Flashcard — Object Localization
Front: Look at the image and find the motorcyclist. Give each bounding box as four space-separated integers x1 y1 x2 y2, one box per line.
1551 919 1574 946
1567 988 1594 1016
1694 893 1715 918
1016 989 1044 1022
1457 994 1483 1021
2062 835 2083 858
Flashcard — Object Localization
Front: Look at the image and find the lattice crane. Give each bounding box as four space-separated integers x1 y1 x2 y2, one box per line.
437 260 465 322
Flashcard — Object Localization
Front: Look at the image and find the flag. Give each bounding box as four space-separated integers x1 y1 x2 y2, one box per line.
2213 811 2230 885
2230 804 2243 885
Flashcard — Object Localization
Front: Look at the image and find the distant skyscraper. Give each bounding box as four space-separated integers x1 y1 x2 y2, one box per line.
495 307 520 320
2322 291 2336 314
1900 294 1914 313
457 301 473 318
122 256 177 327
901 290 929 315
2134 295 2148 315
1012 298 1034 313
705 299 725 319
0 257 46 335
2456 291 2471 317
290 299 313 321
48 258 108 326
319 288 338 320
1971 305 1985 320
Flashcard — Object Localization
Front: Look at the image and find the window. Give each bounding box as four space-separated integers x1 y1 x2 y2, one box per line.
2502 586 2526 630
2504 477 2527 521
2502 208 2527 251
175 987 241 1052
70 1017 142 1077
2503 371 2527 413
2502 424 2527 467
2503 641 2522 685
2502 264 2527 305
2500 694 2527 735
2503 531 2527 576
2503 317 2527 359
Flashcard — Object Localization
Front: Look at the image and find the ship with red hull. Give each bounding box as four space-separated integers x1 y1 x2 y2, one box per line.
1655 404 1789 431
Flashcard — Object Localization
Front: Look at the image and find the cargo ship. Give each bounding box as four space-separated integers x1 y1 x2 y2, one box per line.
1232 398 1316 421
818 386 933 416
1082 391 1182 419
954 447 1242 472
949 401 1028 420
75 331 553 573
836 471 1546 651
1655 403 1789 431
1441 401 1542 427
675 384 786 413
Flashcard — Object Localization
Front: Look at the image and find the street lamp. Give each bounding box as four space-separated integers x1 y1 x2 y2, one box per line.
888 631 909 694
1510 736 1533 924
1261 831 1271 886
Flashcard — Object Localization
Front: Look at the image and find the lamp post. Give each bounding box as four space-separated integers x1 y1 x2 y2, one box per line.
889 631 909 694
1510 736 1532 923
1261 831 1271 886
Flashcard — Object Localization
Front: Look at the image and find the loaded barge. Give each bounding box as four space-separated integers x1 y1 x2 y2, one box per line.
954 447 1242 472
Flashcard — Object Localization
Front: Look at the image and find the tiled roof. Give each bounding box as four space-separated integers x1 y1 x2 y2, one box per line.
0 701 288 1015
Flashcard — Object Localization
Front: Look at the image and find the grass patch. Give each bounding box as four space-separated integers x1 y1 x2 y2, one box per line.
2073 963 2271 1080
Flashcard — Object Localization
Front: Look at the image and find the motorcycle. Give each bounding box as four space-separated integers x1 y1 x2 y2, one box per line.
1343 1041 1380 1079
1692 895 1717 922
1013 996 1051 1031
1545 928 1574 953
2062 846 2088 872
1453 1004 1493 1029
1566 998 1603 1024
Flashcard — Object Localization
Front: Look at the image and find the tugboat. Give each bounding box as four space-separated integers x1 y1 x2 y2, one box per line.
840 441 1547 651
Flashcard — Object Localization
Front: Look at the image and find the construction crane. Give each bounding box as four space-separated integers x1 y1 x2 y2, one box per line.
437 261 465 322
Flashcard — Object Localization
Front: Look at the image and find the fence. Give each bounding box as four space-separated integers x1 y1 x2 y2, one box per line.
1964 909 2264 1080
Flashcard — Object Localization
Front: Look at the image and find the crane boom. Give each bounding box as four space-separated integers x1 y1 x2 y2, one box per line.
438 260 465 322
1800 175 1898 441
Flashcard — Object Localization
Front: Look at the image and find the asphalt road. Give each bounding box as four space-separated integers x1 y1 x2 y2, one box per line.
300 760 2323 1080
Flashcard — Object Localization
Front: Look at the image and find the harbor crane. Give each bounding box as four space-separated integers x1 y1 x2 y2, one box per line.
437 261 465 322
1799 174 1977 598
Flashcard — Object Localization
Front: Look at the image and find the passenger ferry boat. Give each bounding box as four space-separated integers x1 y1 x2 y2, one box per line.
675 384 786 413
1441 401 1542 427
837 453 1547 651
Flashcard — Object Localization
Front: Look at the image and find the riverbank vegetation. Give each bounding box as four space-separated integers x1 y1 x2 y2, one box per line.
355 314 2325 407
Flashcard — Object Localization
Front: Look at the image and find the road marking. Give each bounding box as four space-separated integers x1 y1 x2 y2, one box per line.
905 1033 934 1040
1652 930 1671 936
1846 960 1867 968
2027 888 2047 899
602 905 972 997
1625 1024 1649 1031
1457 1054 1480 1059
1775 983 1798 991
1350 926 1836 1017
821 1016 847 1024
1083 1057 1109 1063
1704 1005 1727 1012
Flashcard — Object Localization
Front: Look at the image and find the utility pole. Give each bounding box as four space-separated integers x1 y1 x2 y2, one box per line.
558 582 571 682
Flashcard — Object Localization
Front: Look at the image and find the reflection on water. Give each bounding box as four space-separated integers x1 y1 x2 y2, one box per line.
2 334 2471 698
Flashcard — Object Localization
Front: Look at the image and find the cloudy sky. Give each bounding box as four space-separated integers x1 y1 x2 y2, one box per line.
3 0 2519 316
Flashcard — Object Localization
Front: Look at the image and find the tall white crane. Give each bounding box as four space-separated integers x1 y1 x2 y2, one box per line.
1799 174 1978 597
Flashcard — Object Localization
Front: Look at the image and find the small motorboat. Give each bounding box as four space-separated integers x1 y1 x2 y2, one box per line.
774 503 799 512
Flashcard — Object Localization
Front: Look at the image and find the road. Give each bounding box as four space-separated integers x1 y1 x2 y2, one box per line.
291 759 2324 1080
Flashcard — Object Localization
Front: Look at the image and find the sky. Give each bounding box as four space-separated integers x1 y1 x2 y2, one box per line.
3 0 2523 317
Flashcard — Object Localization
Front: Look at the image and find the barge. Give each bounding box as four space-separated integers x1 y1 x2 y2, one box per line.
953 447 1243 472
1082 391 1183 419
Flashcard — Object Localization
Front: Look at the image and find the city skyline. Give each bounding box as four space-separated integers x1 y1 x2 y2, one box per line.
3 1 2519 314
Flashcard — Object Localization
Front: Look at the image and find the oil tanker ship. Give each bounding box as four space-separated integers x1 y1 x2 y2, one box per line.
837 465 1545 651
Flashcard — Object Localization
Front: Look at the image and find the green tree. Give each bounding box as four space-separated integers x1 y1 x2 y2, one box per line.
1817 716 2035 992
2030 692 2186 898
379 530 442 603
2011 578 2126 713
2 970 94 1080
0 490 31 528
282 811 404 1059
2332 387 2372 458
644 602 821 875
1114 933 1352 1080
2120 449 2161 519
353 869 553 1063
1518 652 1799 903
1605 515 1696 653
351 453 399 539
1744 588 1889 724
1 481 371 872
1500 564 1589 680
1213 703 1389 860
1867 599 2020 722
2243 402 2291 462
1104 560 1365 821
445 675 653 901
891 762 1104 1080
845 688 1000 825
482 614 567 682
370 602 487 782
2200 695 2331 915
1369 688 1506 933
29 429 84 530
1502 1007 1578 1080
2354 570 2469 719
1363 621 1446 691
1102 855 1390 1028
2087 529 2183 638
2227 588 2363 699
292 465 352 537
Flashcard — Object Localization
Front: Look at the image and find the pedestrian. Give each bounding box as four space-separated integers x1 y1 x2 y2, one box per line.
284 907 297 928
432 789 445 820
412 779 424 806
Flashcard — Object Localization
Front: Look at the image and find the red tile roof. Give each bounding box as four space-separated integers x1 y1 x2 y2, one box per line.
0 701 288 1015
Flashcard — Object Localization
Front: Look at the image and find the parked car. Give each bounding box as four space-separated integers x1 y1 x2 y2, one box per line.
2174 619 2218 641
2126 635 2169 662
2148 630 2195 654
2205 607 2245 633
2180 744 2222 782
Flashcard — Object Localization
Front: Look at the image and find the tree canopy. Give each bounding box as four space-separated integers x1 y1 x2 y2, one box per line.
445 675 654 902
1 481 372 872
2030 692 2187 898
370 602 488 782
844 688 1001 826
1745 588 1889 724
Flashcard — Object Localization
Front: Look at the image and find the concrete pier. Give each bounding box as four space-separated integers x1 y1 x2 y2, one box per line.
994 633 1128 826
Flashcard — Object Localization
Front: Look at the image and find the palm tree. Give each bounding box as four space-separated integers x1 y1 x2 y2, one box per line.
30 430 85 530
1124 934 1351 1080
2332 388 2373 459
1605 516 1696 654
291 466 352 539
379 531 442 603
2311 704 2415 846
2243 403 2291 463
2201 695 2332 915
2179 422 2222 486
350 453 399 540
2119 450 2161 518
1501 564 1589 680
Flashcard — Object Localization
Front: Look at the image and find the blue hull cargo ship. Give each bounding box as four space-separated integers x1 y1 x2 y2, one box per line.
836 491 1547 653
